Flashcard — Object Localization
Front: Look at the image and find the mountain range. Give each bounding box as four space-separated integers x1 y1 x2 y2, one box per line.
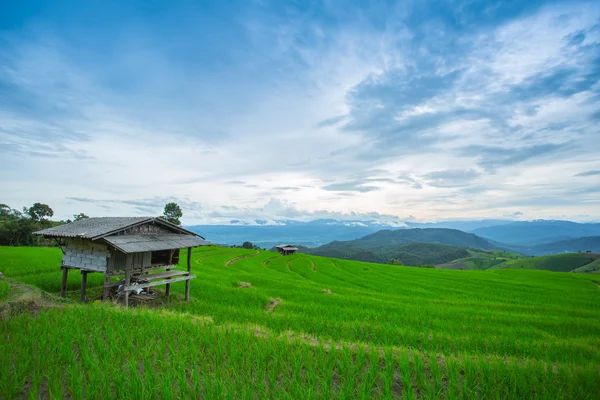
186 219 600 255
472 220 600 245
305 228 498 265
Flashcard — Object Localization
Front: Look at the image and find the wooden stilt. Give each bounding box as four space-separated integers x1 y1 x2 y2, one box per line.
185 247 192 301
165 267 171 297
80 271 88 302
102 274 110 301
124 268 131 308
165 249 174 297
61 266 69 298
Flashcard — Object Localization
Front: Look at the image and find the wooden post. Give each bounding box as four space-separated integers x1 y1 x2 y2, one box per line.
165 267 171 297
124 268 131 308
80 271 88 302
185 247 192 301
102 274 110 301
60 266 69 298
165 249 174 297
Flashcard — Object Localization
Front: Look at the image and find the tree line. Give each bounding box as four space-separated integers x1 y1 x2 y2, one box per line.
0 201 184 246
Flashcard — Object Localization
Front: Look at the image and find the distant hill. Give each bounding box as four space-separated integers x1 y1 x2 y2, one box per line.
489 253 600 272
308 241 470 266
473 220 600 245
435 249 521 270
405 219 513 232
353 228 498 250
516 236 600 256
305 228 499 265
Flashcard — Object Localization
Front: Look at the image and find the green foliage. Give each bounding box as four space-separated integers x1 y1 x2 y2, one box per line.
26 202 54 222
388 258 404 265
242 241 254 249
162 202 183 225
0 203 62 246
0 204 10 218
0 218 41 246
73 213 89 221
1 246 600 398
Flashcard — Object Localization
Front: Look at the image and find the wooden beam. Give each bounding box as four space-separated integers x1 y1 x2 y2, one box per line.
136 270 189 281
123 275 196 291
185 247 192 301
80 271 88 302
107 264 177 277
60 266 68 298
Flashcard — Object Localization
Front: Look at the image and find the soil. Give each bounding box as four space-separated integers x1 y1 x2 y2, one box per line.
264 298 282 313
0 278 66 320
225 251 260 267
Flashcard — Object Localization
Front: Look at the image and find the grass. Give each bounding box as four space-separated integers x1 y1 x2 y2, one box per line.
1 245 599 398
0 279 11 300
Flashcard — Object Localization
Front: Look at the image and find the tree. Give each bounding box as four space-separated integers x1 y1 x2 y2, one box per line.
388 258 404 266
73 213 89 221
0 204 10 218
162 202 183 225
27 203 54 222
242 241 254 249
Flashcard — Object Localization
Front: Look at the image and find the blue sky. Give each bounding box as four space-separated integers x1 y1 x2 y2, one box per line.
1 0 599 224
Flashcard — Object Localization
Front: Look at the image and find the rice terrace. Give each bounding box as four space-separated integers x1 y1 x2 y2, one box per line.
1 244 599 399
3 0 600 398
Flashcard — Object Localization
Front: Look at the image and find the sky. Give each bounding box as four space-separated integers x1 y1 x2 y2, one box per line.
1 0 599 225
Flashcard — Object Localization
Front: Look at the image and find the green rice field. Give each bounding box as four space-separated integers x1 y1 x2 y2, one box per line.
1 246 599 399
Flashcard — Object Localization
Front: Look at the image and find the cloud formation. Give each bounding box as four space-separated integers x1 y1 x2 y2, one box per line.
1 0 599 223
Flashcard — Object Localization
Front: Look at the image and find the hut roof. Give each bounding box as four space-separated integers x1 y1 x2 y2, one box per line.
276 244 298 251
34 217 204 240
104 233 209 253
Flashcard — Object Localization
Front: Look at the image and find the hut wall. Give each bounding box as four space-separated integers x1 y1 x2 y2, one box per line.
107 248 152 274
62 238 108 272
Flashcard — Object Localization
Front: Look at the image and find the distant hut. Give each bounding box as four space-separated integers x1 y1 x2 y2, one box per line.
34 217 210 306
275 244 298 256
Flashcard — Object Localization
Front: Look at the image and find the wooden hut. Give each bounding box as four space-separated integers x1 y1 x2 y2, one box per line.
34 217 209 306
275 244 298 256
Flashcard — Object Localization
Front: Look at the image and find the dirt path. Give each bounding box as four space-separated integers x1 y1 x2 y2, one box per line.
225 251 260 267
0 278 65 319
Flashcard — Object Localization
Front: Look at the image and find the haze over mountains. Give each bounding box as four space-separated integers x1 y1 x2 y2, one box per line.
186 218 600 258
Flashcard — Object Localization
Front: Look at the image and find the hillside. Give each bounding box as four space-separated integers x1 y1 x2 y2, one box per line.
473 220 600 245
517 236 600 256
489 253 600 272
306 228 499 265
308 241 470 265
435 249 521 270
1 246 599 398
572 258 600 273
